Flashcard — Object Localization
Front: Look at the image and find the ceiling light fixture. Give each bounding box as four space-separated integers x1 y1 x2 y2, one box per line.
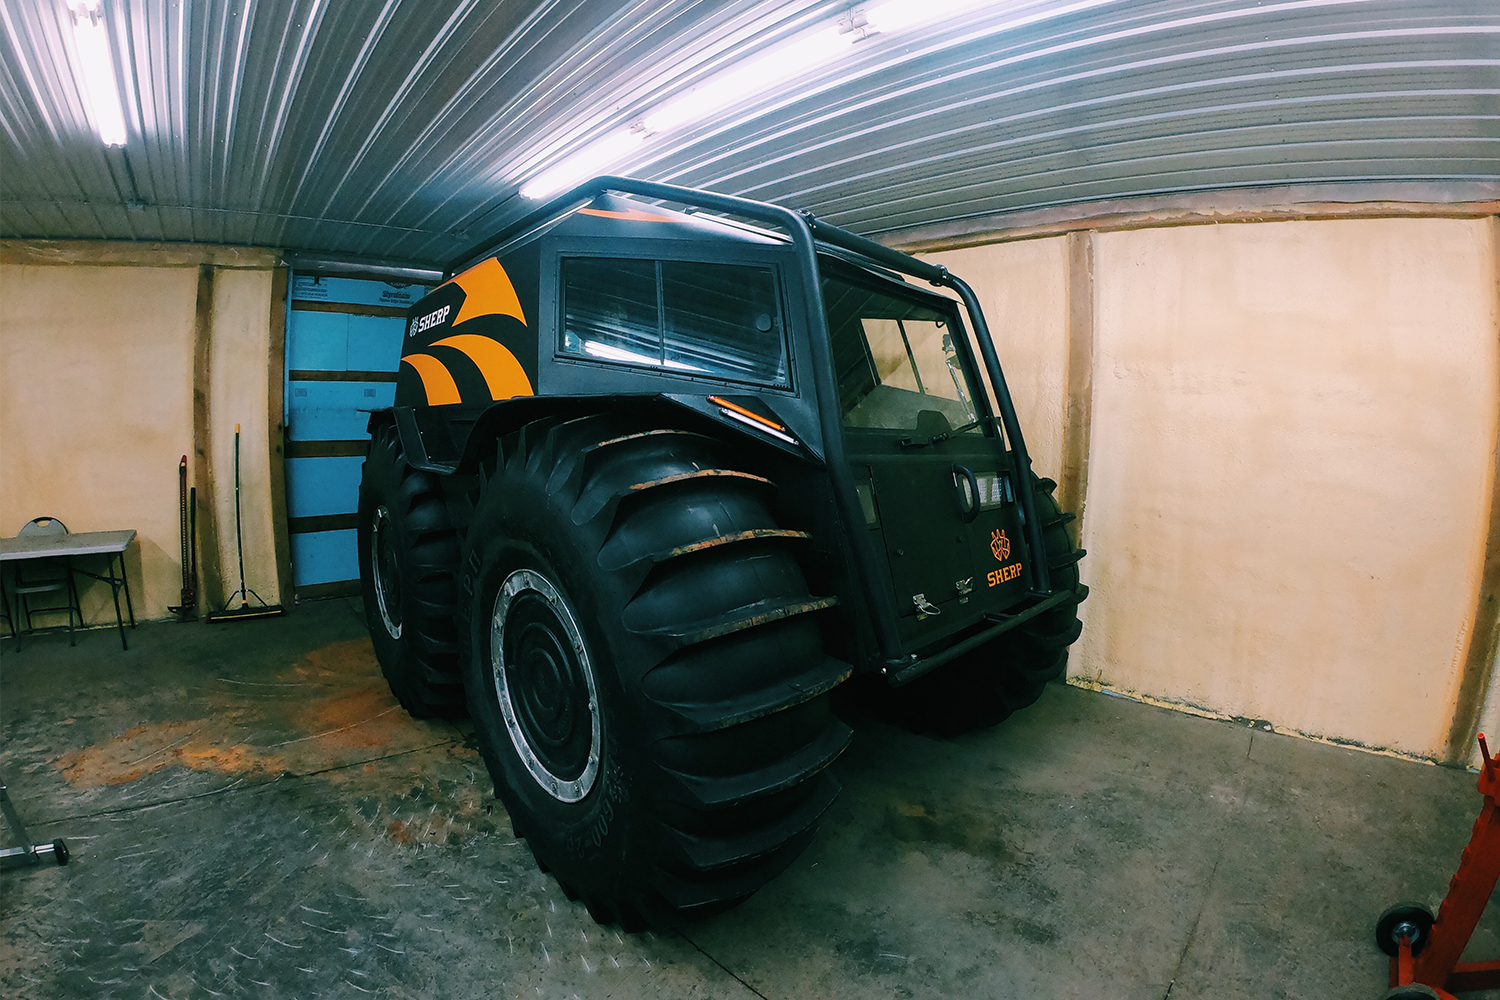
518 0 1060 199
641 25 855 136
519 129 646 200
520 20 862 200
69 0 128 146
862 0 993 35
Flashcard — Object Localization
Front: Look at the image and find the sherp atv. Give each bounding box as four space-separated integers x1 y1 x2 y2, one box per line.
358 177 1087 927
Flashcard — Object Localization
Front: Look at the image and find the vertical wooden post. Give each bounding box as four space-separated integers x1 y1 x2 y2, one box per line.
1057 230 1095 543
1446 216 1500 765
265 266 294 608
190 264 224 608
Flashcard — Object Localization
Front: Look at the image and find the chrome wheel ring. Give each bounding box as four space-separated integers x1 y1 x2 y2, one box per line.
491 568 601 803
370 506 402 639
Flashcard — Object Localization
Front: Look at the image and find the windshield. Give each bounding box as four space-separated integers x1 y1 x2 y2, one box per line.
822 265 981 436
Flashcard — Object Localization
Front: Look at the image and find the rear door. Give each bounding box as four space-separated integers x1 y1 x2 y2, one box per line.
824 263 1031 644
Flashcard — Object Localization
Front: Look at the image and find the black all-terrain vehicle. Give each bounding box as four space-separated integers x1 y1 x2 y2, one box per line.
358 177 1086 927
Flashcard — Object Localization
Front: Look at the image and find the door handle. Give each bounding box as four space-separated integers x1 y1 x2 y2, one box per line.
953 465 981 523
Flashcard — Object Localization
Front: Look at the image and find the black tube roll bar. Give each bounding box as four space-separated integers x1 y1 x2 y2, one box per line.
802 215 1051 596
446 176 1053 670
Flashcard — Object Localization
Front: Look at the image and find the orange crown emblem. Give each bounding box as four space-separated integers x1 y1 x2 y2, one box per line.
990 529 1010 562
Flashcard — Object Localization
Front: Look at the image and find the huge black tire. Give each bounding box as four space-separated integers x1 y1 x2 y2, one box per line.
457 413 852 927
358 421 466 718
893 474 1088 735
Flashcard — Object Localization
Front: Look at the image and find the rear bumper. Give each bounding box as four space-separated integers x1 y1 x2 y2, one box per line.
881 587 1076 687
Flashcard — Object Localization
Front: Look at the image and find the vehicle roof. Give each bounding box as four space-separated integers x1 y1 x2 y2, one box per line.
535 193 787 248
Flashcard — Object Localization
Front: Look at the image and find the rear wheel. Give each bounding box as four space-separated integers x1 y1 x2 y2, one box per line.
458 412 852 926
893 474 1087 735
358 421 465 718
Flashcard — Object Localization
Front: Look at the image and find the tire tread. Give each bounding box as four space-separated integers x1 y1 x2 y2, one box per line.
463 411 850 924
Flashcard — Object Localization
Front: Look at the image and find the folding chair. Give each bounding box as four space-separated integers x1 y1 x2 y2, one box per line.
11 517 83 649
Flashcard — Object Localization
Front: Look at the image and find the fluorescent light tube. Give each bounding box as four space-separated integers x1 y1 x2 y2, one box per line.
71 2 127 146
520 129 645 200
520 25 854 199
863 0 986 33
642 26 853 134
517 0 1048 197
866 0 1117 36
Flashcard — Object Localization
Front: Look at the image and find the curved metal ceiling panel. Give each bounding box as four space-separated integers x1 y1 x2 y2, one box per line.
0 0 1495 265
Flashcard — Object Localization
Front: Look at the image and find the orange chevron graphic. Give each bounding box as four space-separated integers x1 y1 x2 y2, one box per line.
578 207 679 223
430 334 534 400
447 257 527 328
401 353 461 406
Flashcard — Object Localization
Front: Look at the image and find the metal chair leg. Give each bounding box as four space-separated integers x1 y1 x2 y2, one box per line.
0 781 69 869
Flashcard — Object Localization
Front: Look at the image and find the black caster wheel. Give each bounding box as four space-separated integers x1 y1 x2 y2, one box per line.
52 839 68 866
1376 902 1435 957
1384 986 1440 1000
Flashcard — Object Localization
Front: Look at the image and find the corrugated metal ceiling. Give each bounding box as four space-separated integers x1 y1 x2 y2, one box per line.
1 0 1496 266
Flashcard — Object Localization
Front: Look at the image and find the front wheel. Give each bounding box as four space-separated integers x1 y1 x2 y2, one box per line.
458 412 852 927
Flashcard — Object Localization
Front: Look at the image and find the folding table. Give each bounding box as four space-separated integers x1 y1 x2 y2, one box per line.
0 529 137 649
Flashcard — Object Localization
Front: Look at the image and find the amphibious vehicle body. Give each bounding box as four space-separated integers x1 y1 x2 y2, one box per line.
359 177 1086 926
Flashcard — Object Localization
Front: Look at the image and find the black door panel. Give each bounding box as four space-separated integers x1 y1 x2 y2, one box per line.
852 434 1030 631
866 453 975 617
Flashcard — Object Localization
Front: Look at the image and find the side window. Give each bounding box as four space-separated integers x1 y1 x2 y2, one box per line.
662 261 784 385
560 257 788 388
561 258 658 365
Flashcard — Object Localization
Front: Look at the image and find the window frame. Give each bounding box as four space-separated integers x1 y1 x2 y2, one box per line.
552 245 796 393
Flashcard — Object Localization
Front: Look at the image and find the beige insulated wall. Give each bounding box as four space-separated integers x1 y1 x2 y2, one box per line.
0 265 198 622
921 237 1072 483
206 269 279 607
1075 219 1498 758
0 248 283 626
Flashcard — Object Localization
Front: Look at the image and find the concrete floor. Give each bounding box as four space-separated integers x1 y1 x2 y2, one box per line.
1 599 1495 1000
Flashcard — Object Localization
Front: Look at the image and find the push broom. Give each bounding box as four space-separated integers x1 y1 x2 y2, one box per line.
207 424 285 622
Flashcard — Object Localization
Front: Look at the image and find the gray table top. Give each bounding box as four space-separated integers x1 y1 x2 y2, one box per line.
0 529 137 561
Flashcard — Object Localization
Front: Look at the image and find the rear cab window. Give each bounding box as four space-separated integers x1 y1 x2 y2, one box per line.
822 264 983 438
559 257 789 388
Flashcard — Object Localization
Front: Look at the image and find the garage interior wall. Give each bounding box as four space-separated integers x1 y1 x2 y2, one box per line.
4 215 1497 770
923 214 1500 766
0 245 285 624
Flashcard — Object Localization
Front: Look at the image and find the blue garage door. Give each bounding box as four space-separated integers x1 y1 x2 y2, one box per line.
285 274 427 597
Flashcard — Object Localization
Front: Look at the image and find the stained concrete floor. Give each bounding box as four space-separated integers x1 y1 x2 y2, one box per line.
1 598 1495 1000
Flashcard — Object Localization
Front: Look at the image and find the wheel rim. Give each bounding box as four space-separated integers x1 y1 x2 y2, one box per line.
491 568 601 803
370 506 402 639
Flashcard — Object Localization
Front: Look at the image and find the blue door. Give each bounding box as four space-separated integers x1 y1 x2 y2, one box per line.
284 275 428 597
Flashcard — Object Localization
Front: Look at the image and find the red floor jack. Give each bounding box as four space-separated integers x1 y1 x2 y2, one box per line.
1376 735 1500 999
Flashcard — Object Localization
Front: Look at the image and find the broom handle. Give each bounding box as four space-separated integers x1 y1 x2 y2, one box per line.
177 456 189 602
187 486 197 605
234 424 247 598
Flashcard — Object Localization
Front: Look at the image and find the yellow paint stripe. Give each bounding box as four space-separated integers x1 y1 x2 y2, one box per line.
401 354 461 406
430 335 534 401
444 257 527 328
